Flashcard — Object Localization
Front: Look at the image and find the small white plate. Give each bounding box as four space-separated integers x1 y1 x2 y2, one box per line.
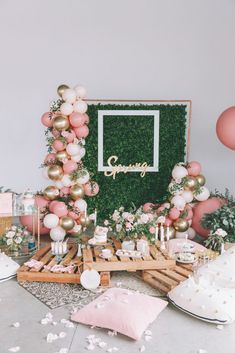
99 253 112 260
175 253 197 264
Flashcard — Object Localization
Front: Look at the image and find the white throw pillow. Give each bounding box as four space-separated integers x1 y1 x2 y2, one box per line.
0 252 19 282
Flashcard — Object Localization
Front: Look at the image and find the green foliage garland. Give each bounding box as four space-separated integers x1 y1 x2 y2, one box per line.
85 104 187 220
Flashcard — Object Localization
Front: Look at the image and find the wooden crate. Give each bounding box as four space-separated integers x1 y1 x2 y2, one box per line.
139 263 193 294
17 244 110 286
82 238 176 272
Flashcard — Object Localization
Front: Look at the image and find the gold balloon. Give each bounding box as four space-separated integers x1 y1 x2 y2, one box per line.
43 186 59 201
196 174 206 186
53 115 69 131
173 218 189 232
47 165 63 181
165 226 175 239
56 150 69 162
60 216 75 231
57 84 69 97
184 176 197 190
70 184 85 200
79 215 91 227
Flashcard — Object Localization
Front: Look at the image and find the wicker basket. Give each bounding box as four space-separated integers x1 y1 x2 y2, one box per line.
0 216 12 236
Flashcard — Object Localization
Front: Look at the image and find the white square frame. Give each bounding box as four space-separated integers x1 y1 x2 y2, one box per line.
98 110 160 173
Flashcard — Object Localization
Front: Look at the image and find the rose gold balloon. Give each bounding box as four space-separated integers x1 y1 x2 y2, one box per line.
56 150 69 162
79 215 91 227
183 176 197 190
195 174 206 186
43 186 59 201
47 165 63 181
173 218 189 232
70 184 85 200
60 216 75 231
57 84 69 98
53 115 70 131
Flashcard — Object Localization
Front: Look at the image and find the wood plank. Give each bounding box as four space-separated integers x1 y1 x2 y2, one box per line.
141 272 170 293
174 265 192 277
144 270 178 289
60 245 78 266
159 269 187 282
18 245 51 272
30 250 54 272
17 270 81 284
89 259 175 272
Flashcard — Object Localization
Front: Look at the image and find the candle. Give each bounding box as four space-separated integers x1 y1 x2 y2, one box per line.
54 241 59 254
58 242 63 255
155 225 159 240
51 242 55 253
62 241 67 253
166 226 170 242
160 224 164 242
94 208 97 227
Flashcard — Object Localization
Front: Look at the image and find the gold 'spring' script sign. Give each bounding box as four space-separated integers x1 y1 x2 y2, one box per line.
104 155 149 180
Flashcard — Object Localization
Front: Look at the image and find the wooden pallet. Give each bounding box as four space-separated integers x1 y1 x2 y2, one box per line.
82 238 176 272
139 263 193 294
17 244 110 286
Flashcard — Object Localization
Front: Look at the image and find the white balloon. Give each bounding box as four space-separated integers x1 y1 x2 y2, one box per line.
42 167 49 180
60 102 74 116
43 213 59 229
79 147 86 158
50 226 66 241
188 227 196 240
77 170 90 184
171 195 186 211
74 85 87 99
195 187 210 201
55 180 64 189
172 165 188 180
71 154 82 162
80 269 100 290
168 181 183 195
181 190 194 203
61 174 72 187
73 100 87 114
66 143 80 156
74 199 87 212
62 88 76 104
175 231 188 239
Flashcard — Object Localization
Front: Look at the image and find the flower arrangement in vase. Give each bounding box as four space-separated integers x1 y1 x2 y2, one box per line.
204 228 228 252
1 225 30 256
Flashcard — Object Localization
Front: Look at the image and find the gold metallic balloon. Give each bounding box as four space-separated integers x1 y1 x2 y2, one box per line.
60 216 75 231
47 165 63 181
70 184 85 200
53 115 69 131
165 226 175 239
184 176 197 190
57 84 69 97
56 150 69 162
43 186 59 201
195 174 206 186
79 215 91 227
173 218 189 232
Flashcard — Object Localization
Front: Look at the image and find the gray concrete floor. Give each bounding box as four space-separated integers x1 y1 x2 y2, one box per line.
0 279 234 353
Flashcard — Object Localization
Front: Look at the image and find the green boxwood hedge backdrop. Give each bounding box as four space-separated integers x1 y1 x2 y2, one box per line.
86 103 188 220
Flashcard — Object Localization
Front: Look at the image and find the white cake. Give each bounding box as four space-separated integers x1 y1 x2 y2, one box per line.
93 226 108 244
0 252 20 282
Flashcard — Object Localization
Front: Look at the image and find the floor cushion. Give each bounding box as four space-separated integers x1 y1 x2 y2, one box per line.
71 287 168 340
0 252 19 282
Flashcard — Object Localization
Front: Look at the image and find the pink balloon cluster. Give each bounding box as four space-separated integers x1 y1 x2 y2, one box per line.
21 84 99 240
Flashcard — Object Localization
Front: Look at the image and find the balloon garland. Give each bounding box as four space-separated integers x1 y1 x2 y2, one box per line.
144 161 210 239
40 84 99 241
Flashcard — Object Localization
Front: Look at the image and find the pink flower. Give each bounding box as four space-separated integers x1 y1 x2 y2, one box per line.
126 214 135 223
104 220 109 226
149 226 155 234
125 222 133 231
140 213 149 224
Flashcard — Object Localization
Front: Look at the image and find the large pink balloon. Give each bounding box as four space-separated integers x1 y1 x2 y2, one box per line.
69 112 86 127
53 201 68 217
187 161 201 176
216 106 235 150
192 197 225 237
74 125 89 139
63 160 77 174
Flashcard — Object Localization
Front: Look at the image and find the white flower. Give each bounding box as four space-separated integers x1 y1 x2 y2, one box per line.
126 214 135 223
6 238 13 246
122 212 130 220
112 210 120 222
89 213 96 220
116 224 122 233
156 216 166 224
215 228 227 237
104 220 109 226
6 231 15 238
119 206 124 212
139 213 149 224
14 237 22 244
46 332 58 343
11 226 17 231
12 322 20 328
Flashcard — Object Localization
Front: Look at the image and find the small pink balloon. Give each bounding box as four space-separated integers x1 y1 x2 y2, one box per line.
44 153 56 164
60 186 70 196
187 161 201 177
20 215 49 235
68 210 79 220
84 181 99 196
52 139 66 151
49 200 59 212
65 130 76 143
53 201 68 217
216 106 235 150
69 112 86 128
84 114 90 124
165 217 173 226
74 125 89 139
169 207 180 220
41 112 53 128
63 160 77 174
143 203 154 213
52 128 60 138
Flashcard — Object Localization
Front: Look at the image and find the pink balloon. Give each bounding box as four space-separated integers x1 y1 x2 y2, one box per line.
64 130 76 143
52 128 60 138
187 161 201 176
41 112 53 128
63 160 77 174
68 210 79 220
84 182 99 196
74 125 89 139
44 153 56 164
165 217 173 226
69 112 86 127
20 215 49 235
182 205 194 220
143 203 154 213
84 114 90 124
49 200 59 212
169 207 180 220
60 187 70 196
156 206 165 214
192 197 225 237
53 201 68 217
216 106 235 150
35 195 49 209
52 139 66 151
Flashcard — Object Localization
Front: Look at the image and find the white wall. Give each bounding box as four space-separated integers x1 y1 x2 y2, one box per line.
0 0 235 195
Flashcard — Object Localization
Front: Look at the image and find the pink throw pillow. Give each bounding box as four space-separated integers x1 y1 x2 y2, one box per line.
71 287 167 340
